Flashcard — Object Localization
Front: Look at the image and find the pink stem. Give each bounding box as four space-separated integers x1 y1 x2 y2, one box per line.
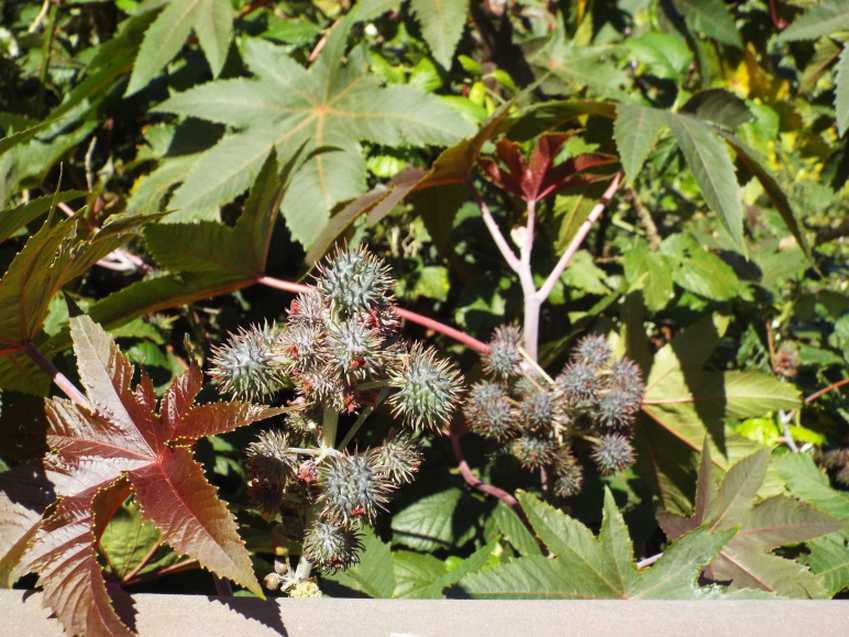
256 276 490 354
24 343 90 409
536 172 623 302
470 185 522 273
637 552 663 569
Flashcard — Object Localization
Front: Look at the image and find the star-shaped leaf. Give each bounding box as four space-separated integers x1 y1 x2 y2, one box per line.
0 209 159 394
126 0 233 96
658 439 842 598
157 30 474 246
13 316 279 637
456 489 739 599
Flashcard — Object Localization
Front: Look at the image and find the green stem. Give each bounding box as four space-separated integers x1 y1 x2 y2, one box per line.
321 407 338 449
337 388 390 451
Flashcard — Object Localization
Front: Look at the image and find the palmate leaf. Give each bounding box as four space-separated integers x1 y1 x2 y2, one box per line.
0 211 159 394
611 101 809 258
40 149 296 364
777 0 849 43
776 453 849 596
156 23 474 247
410 0 470 68
0 464 54 587
641 314 801 462
658 440 842 598
670 0 742 48
457 489 736 599
126 0 233 96
13 316 280 637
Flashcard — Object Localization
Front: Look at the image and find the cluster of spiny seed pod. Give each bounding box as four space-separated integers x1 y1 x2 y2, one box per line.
208 247 462 579
465 327 644 498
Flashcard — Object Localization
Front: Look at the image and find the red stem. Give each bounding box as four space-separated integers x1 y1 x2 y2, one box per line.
768 0 787 29
256 276 490 354
805 377 849 405
450 433 518 509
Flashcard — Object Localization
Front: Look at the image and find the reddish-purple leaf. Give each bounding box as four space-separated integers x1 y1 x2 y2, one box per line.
525 134 569 200
0 464 54 587
20 316 279 636
128 447 259 595
27 479 134 637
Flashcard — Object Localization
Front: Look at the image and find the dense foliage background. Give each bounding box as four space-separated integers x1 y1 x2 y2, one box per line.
2 0 849 633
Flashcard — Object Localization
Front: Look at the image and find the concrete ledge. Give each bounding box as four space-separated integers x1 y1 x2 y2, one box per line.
1 590 848 637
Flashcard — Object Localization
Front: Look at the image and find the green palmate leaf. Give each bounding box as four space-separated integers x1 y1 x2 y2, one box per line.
457 489 735 599
623 241 674 311
776 453 849 596
157 32 473 246
671 0 742 48
659 442 842 598
41 149 296 361
391 542 496 598
681 89 752 130
410 0 470 68
324 527 396 598
305 96 513 264
489 502 542 557
127 0 233 96
99 499 177 580
666 113 745 253
614 103 666 183
835 46 849 137
777 0 849 42
391 488 478 551
660 233 740 301
0 12 153 160
0 191 85 242
16 317 280 637
0 211 158 394
721 135 811 261
626 33 693 81
641 314 801 461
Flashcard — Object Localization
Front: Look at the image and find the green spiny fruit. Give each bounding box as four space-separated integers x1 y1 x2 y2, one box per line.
510 435 558 470
590 433 635 475
318 451 392 524
387 343 463 430
316 245 394 316
373 434 423 486
483 325 523 381
572 334 611 369
208 323 287 400
302 521 363 572
463 381 516 440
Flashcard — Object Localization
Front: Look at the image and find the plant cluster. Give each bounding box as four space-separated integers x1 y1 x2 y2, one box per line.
466 329 643 497
210 246 462 579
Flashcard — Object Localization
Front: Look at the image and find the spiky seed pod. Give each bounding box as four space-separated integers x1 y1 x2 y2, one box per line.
316 246 394 316
483 325 523 381
518 389 560 432
590 433 636 475
373 434 423 486
387 344 463 430
609 358 645 400
209 323 287 400
280 323 325 372
287 289 327 329
553 460 584 498
323 318 383 382
510 435 558 470
463 381 516 441
301 521 363 572
283 408 321 438
572 334 611 369
297 365 347 412
556 361 602 406
244 430 297 514
319 452 391 524
594 389 640 432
